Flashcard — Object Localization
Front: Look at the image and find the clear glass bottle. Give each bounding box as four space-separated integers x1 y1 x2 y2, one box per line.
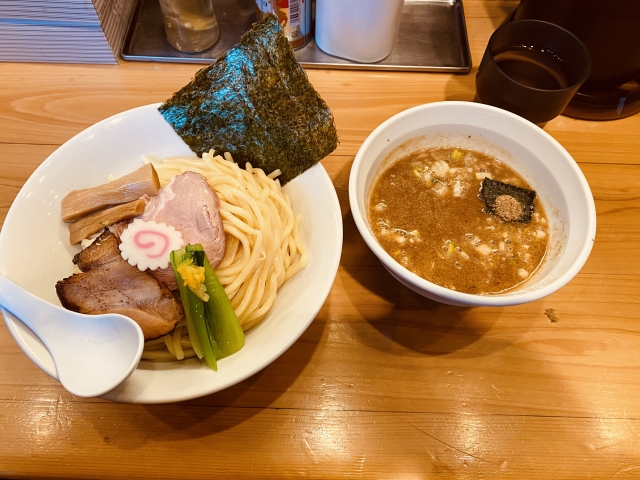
158 0 220 53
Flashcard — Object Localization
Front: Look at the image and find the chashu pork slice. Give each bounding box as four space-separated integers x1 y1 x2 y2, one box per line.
56 230 183 340
137 171 226 290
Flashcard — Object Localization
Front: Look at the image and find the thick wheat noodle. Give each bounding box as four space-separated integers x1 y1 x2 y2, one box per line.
215 236 252 282
221 203 259 230
172 324 184 360
224 230 263 297
220 209 260 237
217 235 239 269
231 263 263 319
214 224 254 282
285 217 308 281
142 320 194 361
270 190 295 235
140 150 308 361
244 274 280 329
162 335 174 357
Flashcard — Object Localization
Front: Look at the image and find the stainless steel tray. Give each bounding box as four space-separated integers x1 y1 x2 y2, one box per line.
121 0 471 73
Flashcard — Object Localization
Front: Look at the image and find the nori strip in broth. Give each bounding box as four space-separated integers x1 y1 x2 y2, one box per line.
159 14 338 184
481 178 536 223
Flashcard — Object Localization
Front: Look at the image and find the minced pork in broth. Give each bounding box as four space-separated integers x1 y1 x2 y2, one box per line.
368 147 549 294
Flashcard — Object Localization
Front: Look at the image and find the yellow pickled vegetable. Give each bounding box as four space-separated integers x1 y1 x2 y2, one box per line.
177 258 209 301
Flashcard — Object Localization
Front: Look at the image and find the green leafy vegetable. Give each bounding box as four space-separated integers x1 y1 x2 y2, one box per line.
202 251 245 360
170 244 245 370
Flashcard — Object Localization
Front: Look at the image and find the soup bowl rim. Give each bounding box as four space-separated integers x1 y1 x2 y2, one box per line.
348 100 596 307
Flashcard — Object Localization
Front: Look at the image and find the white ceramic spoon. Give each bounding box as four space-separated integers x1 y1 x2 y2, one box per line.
0 275 144 398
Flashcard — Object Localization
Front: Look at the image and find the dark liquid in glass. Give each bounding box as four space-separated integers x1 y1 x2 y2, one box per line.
494 46 569 90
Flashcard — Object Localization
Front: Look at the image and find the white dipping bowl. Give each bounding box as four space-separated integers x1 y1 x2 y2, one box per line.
349 101 596 307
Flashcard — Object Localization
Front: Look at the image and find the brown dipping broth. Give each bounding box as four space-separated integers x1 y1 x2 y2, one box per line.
368 147 549 294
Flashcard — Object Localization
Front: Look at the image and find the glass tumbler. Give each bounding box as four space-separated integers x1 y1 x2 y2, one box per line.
475 20 590 125
158 0 220 53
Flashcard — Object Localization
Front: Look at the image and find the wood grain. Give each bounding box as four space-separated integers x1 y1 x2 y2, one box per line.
2 403 640 479
1 1 640 478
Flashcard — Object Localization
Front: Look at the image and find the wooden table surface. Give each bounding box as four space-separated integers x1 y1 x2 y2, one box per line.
2 1 640 478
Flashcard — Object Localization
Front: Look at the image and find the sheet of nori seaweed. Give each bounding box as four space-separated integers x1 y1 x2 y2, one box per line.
480 178 536 223
158 14 338 185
